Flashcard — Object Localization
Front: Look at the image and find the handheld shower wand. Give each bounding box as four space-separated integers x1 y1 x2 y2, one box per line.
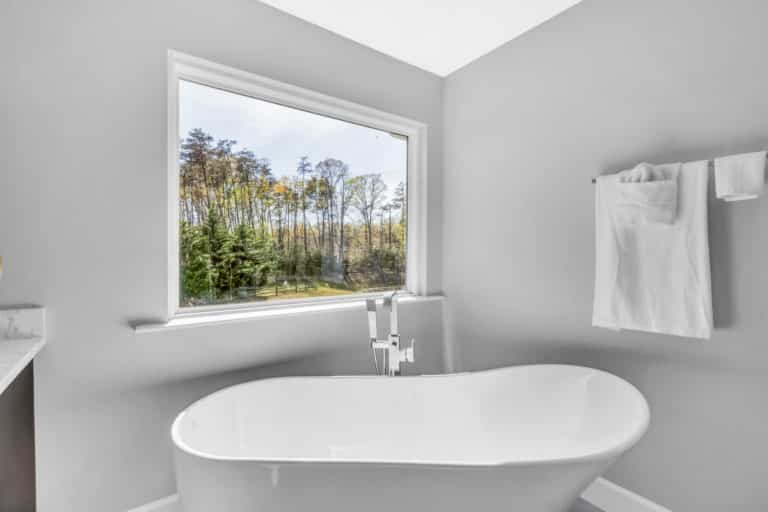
367 299 388 375
366 298 377 342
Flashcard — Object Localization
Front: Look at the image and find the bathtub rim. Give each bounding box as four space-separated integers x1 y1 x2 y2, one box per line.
171 364 650 469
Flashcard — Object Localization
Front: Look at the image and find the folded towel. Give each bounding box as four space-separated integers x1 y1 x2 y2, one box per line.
593 160 712 339
615 162 680 224
714 151 765 201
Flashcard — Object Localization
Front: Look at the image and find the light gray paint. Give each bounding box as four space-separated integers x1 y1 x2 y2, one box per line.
571 499 602 512
0 1 444 510
443 1 768 510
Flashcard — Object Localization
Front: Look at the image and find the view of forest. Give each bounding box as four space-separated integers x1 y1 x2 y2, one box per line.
178 128 407 307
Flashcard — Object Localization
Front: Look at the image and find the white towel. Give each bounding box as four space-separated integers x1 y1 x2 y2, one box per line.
593 160 712 339
615 162 680 225
714 151 765 201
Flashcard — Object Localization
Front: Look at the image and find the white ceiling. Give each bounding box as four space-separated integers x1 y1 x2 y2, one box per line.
258 0 582 76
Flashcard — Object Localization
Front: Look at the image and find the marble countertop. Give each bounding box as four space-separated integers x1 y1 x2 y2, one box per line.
0 337 45 394
0 307 46 395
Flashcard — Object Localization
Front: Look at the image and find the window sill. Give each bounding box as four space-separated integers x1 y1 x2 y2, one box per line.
133 294 443 334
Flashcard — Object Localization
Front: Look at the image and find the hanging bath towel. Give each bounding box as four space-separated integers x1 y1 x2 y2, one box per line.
592 160 712 339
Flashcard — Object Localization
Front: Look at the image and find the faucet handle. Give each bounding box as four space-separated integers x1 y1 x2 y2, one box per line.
371 339 389 350
403 338 415 363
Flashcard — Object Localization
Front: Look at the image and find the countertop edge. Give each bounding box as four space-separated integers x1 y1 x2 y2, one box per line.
0 338 46 395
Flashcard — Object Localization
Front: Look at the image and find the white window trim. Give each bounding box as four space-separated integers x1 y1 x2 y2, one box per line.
166 50 429 321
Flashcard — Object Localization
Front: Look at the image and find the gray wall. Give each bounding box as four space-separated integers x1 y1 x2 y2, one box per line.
0 1 444 510
443 1 768 510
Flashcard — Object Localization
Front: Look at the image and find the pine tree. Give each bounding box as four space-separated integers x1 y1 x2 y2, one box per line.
180 222 214 305
203 207 233 298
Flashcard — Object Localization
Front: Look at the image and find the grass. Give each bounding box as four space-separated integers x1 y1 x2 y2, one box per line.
255 282 354 301
182 280 401 307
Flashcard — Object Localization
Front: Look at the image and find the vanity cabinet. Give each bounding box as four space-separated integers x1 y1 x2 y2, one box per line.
0 363 35 511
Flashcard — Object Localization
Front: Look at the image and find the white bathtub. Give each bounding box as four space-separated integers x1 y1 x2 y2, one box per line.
172 365 649 512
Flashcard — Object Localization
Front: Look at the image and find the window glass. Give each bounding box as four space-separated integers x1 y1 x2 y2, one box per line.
178 80 407 307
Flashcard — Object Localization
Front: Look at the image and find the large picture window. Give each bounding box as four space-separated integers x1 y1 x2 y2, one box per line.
167 52 427 315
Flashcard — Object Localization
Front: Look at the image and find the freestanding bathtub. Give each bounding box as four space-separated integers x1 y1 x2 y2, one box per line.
172 365 649 512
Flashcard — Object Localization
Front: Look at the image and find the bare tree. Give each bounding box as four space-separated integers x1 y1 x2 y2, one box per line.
315 158 349 266
296 156 313 255
350 173 387 254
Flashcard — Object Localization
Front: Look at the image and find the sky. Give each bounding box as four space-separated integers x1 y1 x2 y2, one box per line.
179 80 407 203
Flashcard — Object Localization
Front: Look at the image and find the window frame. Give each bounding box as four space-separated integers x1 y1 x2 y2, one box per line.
166 50 428 320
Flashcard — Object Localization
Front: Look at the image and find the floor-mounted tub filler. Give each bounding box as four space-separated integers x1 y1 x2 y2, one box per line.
172 365 649 512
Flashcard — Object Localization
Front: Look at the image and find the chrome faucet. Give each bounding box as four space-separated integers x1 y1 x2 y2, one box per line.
366 291 415 376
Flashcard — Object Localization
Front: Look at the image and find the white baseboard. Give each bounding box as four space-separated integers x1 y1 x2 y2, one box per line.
582 477 672 512
125 478 669 512
125 495 179 512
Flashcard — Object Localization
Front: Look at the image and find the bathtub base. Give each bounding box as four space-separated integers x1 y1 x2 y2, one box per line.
175 449 612 512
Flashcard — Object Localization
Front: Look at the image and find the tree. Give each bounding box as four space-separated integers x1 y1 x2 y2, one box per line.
254 161 275 237
211 138 237 226
231 224 279 288
202 207 233 297
235 149 259 228
315 158 350 277
176 128 407 303
382 203 393 248
180 222 214 304
296 156 312 255
337 172 354 273
351 173 386 253
393 181 406 226
180 128 215 219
